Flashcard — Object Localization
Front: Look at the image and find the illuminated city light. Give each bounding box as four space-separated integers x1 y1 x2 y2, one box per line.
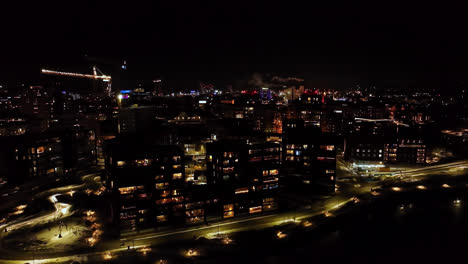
392 187 402 192
442 184 451 188
279 218 299 224
302 221 313 227
222 237 233 244
276 231 287 239
185 249 199 257
139 246 152 255
416 185 427 190
60 205 69 215
87 237 96 246
86 210 95 217
16 204 27 210
9 210 24 216
103 252 113 260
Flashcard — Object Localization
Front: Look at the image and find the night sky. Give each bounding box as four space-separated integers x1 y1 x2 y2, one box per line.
1 2 467 91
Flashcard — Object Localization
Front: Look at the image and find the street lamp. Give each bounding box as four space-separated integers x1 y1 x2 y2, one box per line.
58 221 66 238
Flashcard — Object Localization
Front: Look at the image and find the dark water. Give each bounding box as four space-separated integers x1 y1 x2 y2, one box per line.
213 188 468 264
298 191 467 264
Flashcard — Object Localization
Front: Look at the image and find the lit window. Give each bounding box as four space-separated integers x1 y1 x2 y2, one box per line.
172 196 184 203
156 198 171 205
269 169 279 176
119 186 137 195
223 204 234 218
224 211 234 218
235 187 249 194
321 145 335 151
186 209 204 223
117 161 126 167
135 159 151 167
172 173 183 179
223 167 234 173
224 204 234 211
263 198 276 211
155 182 168 189
156 215 168 222
249 206 262 214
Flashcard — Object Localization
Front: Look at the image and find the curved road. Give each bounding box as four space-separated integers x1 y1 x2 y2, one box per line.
0 173 100 233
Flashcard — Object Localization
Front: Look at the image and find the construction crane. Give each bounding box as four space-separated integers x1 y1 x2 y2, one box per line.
41 66 112 96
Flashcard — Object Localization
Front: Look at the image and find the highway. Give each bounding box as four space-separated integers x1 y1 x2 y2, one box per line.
393 160 468 177
0 161 467 263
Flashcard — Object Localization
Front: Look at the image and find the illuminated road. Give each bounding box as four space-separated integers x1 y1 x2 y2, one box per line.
121 197 352 244
0 173 99 233
0 161 467 263
0 195 72 233
393 160 468 177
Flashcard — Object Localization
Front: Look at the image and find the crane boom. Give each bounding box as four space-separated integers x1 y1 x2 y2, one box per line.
41 66 112 96
41 67 111 81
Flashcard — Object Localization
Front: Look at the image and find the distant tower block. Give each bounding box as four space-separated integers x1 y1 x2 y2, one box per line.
153 79 163 96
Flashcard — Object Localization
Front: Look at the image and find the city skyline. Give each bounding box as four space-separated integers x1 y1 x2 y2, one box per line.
1 3 467 92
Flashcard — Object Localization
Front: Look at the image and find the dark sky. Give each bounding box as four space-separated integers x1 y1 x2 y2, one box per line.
1 2 467 90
